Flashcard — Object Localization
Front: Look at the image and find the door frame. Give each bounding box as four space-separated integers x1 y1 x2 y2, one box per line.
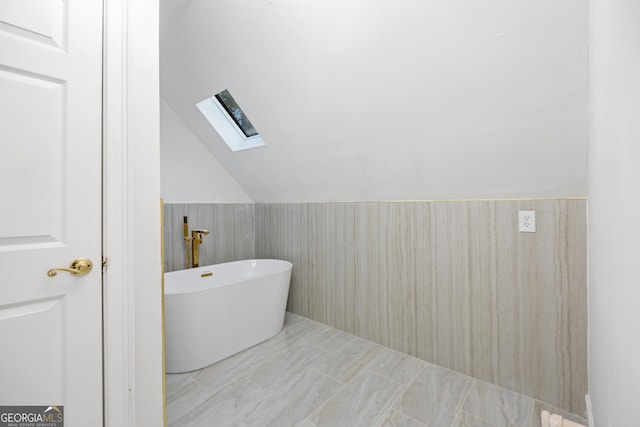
103 1 163 426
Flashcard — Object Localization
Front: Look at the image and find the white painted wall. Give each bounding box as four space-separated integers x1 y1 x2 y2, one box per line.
160 98 253 203
588 0 640 425
160 0 588 202
159 0 194 36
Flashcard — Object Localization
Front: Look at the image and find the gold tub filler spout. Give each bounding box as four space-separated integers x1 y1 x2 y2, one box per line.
183 216 210 268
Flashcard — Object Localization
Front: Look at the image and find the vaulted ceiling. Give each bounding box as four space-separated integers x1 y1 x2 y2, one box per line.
160 0 588 202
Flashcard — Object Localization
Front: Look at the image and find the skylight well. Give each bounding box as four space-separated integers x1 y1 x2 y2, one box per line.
197 89 266 152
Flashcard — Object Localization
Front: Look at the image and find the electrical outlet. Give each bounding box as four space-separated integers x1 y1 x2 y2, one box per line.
519 211 536 232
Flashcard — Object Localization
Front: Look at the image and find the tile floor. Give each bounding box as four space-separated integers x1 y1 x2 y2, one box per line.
166 313 587 427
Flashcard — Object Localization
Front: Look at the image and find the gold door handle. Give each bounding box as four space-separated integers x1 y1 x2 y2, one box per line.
47 258 93 277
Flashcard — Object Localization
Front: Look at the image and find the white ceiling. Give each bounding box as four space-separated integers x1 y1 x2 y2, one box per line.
160 0 588 202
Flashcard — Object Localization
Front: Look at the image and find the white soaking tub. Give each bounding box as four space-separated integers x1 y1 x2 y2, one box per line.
164 259 292 373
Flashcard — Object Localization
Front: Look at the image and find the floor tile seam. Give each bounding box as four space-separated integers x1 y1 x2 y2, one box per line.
391 409 430 427
301 418 319 427
192 344 288 386
292 313 552 417
456 380 534 427
298 369 348 425
310 333 360 354
303 374 350 424
359 368 406 423
183 373 207 394
451 410 501 427
300 316 385 350
310 366 347 386
452 377 475 419
468 375 538 407
286 314 547 421
164 380 202 404
464 411 501 427
189 372 247 399
364 366 403 385
253 341 315 376
299 328 335 345
308 343 340 371
369 384 413 427
465 377 537 423
326 345 387 381
317 337 385 376
372 368 422 424
365 359 426 387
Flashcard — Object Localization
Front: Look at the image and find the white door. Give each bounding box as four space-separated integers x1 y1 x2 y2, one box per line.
0 0 103 424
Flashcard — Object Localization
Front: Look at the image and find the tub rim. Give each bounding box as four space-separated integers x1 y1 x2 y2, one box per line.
164 258 292 295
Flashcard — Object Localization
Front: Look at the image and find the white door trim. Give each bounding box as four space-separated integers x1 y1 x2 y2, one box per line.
103 1 163 426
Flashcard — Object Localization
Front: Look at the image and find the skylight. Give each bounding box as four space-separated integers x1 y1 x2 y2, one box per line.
197 89 266 152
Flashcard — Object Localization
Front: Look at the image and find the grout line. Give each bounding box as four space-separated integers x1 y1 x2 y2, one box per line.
304 374 349 423
310 366 345 385
169 311 564 426
311 367 346 386
454 378 475 416
393 409 429 427
451 410 501 427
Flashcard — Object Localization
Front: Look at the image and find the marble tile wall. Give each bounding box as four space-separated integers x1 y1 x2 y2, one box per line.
163 203 255 272
255 200 587 415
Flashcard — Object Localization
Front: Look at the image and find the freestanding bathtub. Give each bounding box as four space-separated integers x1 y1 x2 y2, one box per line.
164 259 292 373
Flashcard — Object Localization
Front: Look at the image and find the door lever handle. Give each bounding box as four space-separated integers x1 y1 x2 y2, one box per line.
47 258 93 277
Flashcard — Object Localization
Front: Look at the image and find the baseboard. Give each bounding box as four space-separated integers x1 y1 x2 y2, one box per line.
585 394 594 427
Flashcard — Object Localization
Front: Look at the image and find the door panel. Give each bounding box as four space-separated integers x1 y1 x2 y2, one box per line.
0 67 65 250
0 298 64 403
0 1 103 423
0 0 66 48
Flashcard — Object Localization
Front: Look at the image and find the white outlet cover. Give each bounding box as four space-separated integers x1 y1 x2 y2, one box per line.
519 211 536 232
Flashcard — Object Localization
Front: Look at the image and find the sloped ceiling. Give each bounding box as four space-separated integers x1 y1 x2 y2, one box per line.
160 0 588 202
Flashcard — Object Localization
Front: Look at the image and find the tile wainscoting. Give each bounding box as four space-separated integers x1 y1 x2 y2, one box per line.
163 203 255 272
255 199 587 415
163 199 587 415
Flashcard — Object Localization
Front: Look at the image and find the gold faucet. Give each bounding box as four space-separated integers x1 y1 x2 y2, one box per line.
182 216 210 268
189 229 209 268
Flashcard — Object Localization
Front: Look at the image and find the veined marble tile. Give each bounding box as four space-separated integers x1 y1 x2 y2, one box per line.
164 203 256 273
165 374 209 426
243 368 343 427
305 327 358 353
368 348 427 385
462 380 534 427
170 376 262 427
307 203 357 330
165 373 196 401
267 318 333 352
256 203 312 315
376 409 428 427
175 354 342 427
451 411 500 427
166 313 571 427
308 370 401 427
191 340 279 395
249 344 328 390
285 311 307 327
255 199 587 414
313 337 385 383
395 363 471 427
